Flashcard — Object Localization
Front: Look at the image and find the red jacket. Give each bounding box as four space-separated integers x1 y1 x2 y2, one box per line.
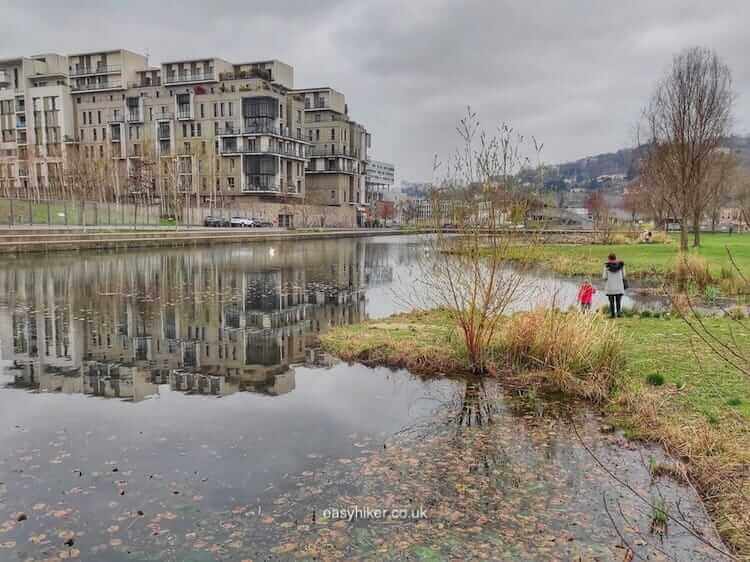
577 282 596 304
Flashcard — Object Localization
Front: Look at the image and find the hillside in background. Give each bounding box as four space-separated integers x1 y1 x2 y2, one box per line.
549 134 750 189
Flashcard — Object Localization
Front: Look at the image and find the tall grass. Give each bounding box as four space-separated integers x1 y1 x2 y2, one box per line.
672 254 713 290
497 309 623 401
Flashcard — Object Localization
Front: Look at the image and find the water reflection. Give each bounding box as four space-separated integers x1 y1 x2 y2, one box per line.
0 239 412 400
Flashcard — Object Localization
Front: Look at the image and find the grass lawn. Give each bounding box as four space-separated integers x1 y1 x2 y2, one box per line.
616 316 750 423
521 232 750 279
0 199 161 227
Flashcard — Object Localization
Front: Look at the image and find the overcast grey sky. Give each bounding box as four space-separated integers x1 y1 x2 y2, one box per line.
3 0 749 181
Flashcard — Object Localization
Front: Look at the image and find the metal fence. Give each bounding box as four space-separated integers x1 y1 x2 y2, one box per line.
0 199 278 228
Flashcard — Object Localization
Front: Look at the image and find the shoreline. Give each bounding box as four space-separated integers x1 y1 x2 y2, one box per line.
0 227 424 255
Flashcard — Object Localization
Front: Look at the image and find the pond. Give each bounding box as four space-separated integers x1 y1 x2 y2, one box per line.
0 236 726 560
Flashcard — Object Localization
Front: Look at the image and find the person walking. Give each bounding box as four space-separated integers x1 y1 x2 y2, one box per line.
602 253 626 318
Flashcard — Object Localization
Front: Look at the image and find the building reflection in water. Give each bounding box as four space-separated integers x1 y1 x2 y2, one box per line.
0 239 396 402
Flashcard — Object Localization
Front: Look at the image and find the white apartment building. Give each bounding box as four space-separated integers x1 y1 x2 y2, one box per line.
365 159 395 202
293 87 370 219
0 50 369 212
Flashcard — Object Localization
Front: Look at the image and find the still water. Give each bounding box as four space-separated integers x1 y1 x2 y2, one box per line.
0 236 724 560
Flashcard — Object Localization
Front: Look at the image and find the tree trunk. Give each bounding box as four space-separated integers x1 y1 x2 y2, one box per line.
692 212 701 247
680 221 689 252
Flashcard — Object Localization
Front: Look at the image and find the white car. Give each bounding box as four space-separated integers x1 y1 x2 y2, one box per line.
230 217 254 228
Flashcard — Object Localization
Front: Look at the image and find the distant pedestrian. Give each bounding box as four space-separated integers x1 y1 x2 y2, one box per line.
576 279 596 312
603 253 626 318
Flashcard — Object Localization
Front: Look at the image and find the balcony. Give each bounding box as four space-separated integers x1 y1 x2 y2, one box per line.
0 70 8 85
72 80 123 92
176 110 192 120
126 110 143 123
16 117 26 129
223 121 306 141
164 72 216 85
63 134 80 144
307 162 357 174
243 175 280 193
220 142 304 159
16 131 27 145
18 167 29 178
307 145 359 158
70 65 121 77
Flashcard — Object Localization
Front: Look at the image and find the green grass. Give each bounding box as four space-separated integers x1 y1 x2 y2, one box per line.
0 199 161 227
516 233 750 280
616 316 750 422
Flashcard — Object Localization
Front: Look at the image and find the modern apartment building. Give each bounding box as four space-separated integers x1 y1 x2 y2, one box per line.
0 53 75 195
365 159 395 202
0 50 369 215
294 87 370 220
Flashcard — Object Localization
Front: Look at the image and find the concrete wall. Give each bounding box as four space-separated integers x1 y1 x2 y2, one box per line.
227 198 356 228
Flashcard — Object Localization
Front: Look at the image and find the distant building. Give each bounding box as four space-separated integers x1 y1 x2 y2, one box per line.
365 159 395 202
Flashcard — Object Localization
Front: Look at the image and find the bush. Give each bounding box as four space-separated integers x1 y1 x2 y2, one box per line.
646 373 665 386
498 308 623 401
672 254 713 290
640 310 653 318
650 231 671 244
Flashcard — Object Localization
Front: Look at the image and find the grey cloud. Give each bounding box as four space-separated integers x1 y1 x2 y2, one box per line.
2 0 750 181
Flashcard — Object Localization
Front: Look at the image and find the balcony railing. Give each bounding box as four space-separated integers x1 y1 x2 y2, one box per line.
307 163 357 173
221 122 306 141
176 109 192 120
220 143 304 158
62 135 80 144
307 146 360 158
127 111 143 123
72 80 123 91
219 69 272 82
164 72 215 84
70 65 121 77
243 175 280 193
130 78 162 88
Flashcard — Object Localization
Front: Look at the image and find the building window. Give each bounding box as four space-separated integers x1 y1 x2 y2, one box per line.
182 124 188 138
213 103 217 118
227 177 234 190
93 129 97 141
197 123 202 136
331 129 335 140
102 127 106 139
220 103 224 117
228 102 233 117
200 104 204 118
315 129 320 140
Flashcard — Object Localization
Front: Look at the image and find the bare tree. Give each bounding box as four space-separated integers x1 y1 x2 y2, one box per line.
642 46 734 250
407 108 540 374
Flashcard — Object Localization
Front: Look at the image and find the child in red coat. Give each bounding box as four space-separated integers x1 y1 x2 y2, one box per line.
577 280 596 311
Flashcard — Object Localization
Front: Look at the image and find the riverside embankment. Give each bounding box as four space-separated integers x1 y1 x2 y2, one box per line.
0 226 418 254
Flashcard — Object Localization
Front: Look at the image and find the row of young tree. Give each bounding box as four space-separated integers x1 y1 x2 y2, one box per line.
3 138 231 223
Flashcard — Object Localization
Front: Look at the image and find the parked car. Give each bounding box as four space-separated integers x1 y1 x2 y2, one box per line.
255 220 273 228
230 217 254 228
204 216 230 227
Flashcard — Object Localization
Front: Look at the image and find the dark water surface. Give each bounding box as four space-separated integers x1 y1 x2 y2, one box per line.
0 236 725 561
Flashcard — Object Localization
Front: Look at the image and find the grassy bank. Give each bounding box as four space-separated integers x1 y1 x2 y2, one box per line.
505 233 750 294
320 310 750 556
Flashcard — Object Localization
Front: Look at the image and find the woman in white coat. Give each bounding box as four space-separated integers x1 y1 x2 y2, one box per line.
602 252 625 318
